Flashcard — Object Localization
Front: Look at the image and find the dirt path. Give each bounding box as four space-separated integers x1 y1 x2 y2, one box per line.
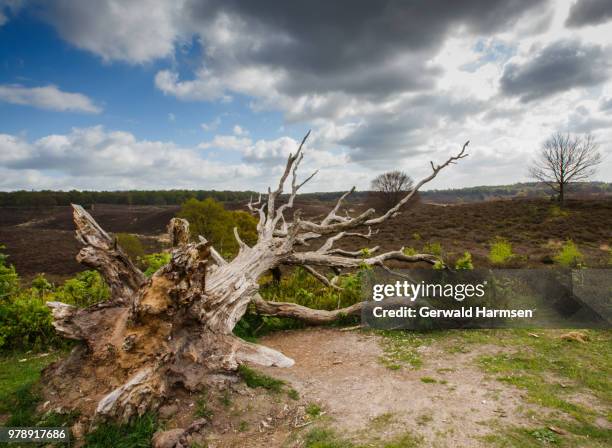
258 328 538 447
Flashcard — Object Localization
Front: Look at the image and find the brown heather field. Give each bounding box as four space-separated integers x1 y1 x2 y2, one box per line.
1 197 610 282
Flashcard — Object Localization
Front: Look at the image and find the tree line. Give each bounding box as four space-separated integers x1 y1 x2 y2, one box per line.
0 189 257 207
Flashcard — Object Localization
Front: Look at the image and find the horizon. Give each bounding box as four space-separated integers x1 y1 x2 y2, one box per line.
1 180 610 196
1 1 612 193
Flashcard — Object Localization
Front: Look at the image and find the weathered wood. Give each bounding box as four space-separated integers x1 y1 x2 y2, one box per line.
72 204 146 302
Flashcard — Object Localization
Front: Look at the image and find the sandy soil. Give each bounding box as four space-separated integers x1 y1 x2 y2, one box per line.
254 327 542 447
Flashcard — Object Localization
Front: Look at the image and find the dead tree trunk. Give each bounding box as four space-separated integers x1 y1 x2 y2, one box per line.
43 133 468 425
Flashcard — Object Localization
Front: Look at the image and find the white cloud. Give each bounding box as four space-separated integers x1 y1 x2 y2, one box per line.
233 125 248 136
0 126 260 190
201 116 221 132
38 0 184 63
0 84 101 113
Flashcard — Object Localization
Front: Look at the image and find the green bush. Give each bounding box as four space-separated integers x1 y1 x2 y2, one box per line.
0 289 59 351
235 267 366 340
140 252 171 277
115 233 145 262
454 251 474 270
422 242 443 257
54 270 110 307
179 198 258 259
0 245 19 300
554 240 584 268
488 237 514 265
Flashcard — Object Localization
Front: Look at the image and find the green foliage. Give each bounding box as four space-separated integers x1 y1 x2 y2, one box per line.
115 233 145 261
179 198 258 258
488 237 514 265
306 403 322 418
422 241 442 257
84 413 158 448
287 388 300 400
548 204 570 218
54 270 110 307
0 351 63 426
454 251 474 270
0 289 59 351
259 267 364 312
0 244 19 300
402 247 417 256
553 240 584 268
195 396 214 419
236 267 366 341
140 252 171 277
0 262 109 351
238 364 285 392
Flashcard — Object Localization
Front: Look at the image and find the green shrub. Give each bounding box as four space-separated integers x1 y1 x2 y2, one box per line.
115 233 145 262
179 198 257 259
549 205 569 218
54 270 110 307
454 251 474 270
0 289 59 351
0 244 19 300
554 240 584 268
140 252 171 277
488 237 514 265
422 242 443 257
403 247 417 256
259 267 364 311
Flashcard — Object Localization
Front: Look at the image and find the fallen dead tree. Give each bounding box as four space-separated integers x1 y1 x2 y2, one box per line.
43 133 468 425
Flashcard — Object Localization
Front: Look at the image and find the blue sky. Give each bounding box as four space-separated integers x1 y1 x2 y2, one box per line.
1 0 611 192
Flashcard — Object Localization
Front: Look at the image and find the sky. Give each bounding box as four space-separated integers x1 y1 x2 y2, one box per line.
0 0 611 193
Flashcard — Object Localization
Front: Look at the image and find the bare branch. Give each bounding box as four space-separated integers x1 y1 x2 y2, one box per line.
252 293 362 325
286 248 438 269
233 227 249 251
321 187 356 226
302 265 343 291
266 131 311 224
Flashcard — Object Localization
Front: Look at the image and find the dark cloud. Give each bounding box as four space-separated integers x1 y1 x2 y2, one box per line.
600 97 612 112
566 0 612 28
500 39 610 102
185 0 549 98
340 94 484 161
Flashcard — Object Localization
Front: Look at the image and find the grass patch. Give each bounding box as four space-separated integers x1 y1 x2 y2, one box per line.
238 364 285 392
84 413 158 448
306 403 322 418
377 329 454 370
288 388 300 400
0 351 62 425
477 329 611 446
420 376 437 384
302 426 423 448
194 395 214 419
369 412 395 429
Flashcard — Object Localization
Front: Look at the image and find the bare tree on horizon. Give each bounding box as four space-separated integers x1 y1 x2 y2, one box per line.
529 132 602 206
371 170 414 210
